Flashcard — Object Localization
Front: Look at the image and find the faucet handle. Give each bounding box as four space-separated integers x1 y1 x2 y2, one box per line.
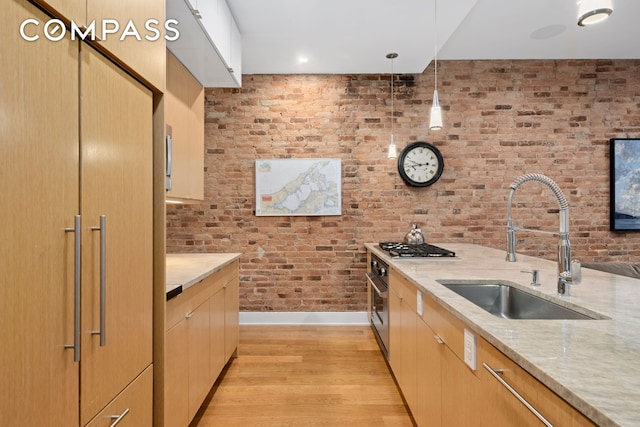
521 269 541 286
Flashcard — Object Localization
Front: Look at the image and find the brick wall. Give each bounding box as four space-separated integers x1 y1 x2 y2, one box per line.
166 59 640 312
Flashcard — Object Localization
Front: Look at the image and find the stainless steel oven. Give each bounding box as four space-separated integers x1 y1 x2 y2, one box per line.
367 253 389 359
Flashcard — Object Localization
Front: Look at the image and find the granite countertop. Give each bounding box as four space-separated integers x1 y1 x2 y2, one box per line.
166 253 242 300
366 242 640 427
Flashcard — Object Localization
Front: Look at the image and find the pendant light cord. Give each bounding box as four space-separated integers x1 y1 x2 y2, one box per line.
391 56 394 136
434 0 437 90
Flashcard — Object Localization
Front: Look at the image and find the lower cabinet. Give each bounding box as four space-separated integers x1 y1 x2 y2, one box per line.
478 337 597 427
389 270 418 412
164 260 239 427
388 265 594 427
85 366 153 427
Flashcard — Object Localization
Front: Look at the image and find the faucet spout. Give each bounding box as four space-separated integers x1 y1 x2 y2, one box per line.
505 173 572 296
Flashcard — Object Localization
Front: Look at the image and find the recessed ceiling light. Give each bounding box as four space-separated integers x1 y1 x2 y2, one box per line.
577 0 613 26
298 57 308 64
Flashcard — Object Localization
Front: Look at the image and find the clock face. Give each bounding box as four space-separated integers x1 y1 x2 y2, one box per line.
397 141 444 187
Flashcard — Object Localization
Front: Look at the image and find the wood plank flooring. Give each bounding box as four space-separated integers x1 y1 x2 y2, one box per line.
191 325 415 427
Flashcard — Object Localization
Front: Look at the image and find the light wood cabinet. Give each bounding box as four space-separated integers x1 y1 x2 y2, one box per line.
388 269 418 412
86 0 165 91
165 321 189 427
84 366 153 427
187 299 213 420
415 318 441 427
386 256 596 427
478 337 597 427
32 0 85 23
1 3 154 425
224 273 240 359
165 260 240 427
31 0 165 91
1 2 79 424
166 50 205 203
79 44 154 426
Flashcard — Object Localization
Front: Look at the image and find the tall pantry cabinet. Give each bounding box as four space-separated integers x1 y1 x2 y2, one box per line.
1 1 156 425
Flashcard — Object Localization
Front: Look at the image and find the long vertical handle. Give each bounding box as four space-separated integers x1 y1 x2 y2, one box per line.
91 215 106 346
64 215 81 362
166 134 173 191
483 362 553 427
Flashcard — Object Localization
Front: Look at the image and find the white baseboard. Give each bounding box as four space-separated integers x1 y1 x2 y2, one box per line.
239 311 369 326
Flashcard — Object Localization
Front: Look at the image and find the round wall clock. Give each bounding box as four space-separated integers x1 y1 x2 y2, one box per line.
397 141 444 187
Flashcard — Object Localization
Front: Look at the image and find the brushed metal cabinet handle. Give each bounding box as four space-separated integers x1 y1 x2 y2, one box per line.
64 215 81 362
91 215 106 346
483 362 553 427
109 408 130 427
166 134 172 191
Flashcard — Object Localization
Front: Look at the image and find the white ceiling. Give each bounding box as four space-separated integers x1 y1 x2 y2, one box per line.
226 0 640 75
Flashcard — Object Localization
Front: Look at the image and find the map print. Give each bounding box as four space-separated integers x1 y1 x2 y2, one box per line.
255 158 342 216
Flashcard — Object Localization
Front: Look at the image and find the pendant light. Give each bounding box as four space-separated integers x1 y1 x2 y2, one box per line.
577 0 613 26
387 52 398 159
429 0 443 131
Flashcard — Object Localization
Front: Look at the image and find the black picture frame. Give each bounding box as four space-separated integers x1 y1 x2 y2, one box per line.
610 138 640 231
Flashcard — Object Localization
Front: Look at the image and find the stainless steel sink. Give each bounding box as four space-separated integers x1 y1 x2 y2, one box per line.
437 281 602 320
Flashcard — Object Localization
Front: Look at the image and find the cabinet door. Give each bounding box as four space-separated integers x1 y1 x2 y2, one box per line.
79 45 154 425
399 297 418 412
479 338 597 427
188 299 213 420
85 366 153 427
165 321 189 427
30 0 85 23
86 0 165 90
224 277 239 360
165 50 204 202
441 345 482 426
0 1 79 425
210 287 227 379
415 318 442 427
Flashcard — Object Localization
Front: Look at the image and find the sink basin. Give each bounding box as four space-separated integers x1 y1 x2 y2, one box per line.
437 280 601 320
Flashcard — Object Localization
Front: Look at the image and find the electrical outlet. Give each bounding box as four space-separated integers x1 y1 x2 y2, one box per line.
416 290 423 316
464 328 477 371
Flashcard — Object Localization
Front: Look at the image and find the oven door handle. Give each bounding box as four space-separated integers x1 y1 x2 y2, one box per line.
366 273 388 298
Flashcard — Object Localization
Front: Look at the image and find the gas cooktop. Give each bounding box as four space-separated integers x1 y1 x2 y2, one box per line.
379 242 456 258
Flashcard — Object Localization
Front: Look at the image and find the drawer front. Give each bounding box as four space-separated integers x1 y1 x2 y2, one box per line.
421 295 466 361
389 268 418 309
166 260 238 331
203 260 238 294
84 365 153 427
478 338 596 427
166 277 212 330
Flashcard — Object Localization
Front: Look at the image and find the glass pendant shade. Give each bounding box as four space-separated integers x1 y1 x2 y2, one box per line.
578 0 613 26
388 134 397 159
429 90 443 130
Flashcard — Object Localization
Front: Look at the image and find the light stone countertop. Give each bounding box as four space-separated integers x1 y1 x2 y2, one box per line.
166 253 242 299
366 242 640 427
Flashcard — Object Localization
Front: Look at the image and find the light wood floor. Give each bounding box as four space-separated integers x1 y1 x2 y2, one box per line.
191 325 415 427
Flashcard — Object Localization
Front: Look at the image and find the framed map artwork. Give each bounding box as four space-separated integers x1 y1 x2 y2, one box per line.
255 158 342 216
610 138 640 231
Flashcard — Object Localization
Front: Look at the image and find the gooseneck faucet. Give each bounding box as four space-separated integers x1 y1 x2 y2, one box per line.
506 173 572 296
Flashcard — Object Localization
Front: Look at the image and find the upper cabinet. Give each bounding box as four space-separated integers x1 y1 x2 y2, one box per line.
30 0 166 91
166 50 205 203
86 0 166 91
167 0 242 87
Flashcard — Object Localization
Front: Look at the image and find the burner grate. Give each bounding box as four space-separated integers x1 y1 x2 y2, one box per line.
379 242 456 258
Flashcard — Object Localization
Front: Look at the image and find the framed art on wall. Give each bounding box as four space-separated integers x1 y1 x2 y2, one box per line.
255 158 342 216
610 138 640 231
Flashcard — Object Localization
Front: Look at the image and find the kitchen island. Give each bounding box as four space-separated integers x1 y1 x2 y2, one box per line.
164 252 241 427
367 243 640 427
